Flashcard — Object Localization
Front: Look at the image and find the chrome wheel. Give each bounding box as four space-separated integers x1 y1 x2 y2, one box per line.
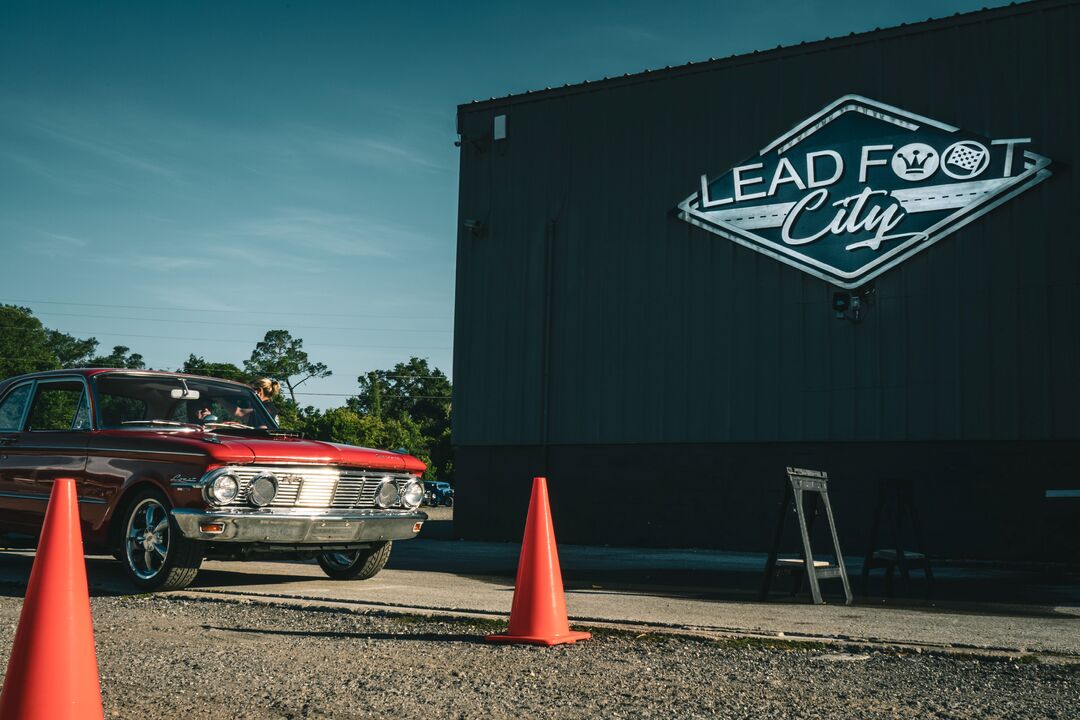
125 498 170 580
323 551 360 569
316 541 392 581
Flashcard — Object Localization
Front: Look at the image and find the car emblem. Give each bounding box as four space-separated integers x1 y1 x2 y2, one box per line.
676 95 1052 289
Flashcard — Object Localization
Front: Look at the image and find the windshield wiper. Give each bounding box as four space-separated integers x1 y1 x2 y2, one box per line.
120 420 200 429
203 423 296 438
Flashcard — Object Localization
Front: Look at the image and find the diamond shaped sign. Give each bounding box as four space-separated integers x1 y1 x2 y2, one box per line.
676 95 1052 288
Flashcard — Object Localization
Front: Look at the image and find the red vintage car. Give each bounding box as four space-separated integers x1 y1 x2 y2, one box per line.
0 369 428 591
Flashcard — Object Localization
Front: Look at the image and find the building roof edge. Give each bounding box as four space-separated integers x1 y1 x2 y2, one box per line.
457 0 1071 115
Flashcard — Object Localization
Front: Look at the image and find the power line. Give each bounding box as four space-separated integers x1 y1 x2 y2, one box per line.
300 395 452 399
30 310 451 333
0 356 172 366
0 297 453 321
0 363 451 398
0 326 450 351
0 359 451 383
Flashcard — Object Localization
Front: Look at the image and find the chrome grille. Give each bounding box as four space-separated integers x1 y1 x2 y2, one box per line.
228 467 413 509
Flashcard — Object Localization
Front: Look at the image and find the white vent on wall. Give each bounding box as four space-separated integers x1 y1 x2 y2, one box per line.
493 114 507 141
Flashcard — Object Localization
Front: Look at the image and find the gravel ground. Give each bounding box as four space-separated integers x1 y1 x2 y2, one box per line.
0 594 1076 720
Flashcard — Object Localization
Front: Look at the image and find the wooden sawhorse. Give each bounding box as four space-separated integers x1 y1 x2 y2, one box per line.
760 467 852 605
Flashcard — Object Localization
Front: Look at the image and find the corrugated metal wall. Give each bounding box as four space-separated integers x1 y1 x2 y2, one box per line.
454 0 1080 449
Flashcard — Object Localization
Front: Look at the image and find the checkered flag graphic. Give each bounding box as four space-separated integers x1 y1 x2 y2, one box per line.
946 144 986 172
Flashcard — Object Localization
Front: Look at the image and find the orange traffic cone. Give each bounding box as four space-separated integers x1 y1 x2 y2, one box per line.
486 477 591 647
0 478 103 720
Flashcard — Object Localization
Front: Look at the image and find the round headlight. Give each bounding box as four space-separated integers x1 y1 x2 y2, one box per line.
374 478 399 508
206 473 239 505
400 480 423 509
249 472 278 507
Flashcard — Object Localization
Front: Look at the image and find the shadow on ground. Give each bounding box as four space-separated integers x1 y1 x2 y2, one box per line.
0 500 1076 621
0 552 332 598
201 624 484 644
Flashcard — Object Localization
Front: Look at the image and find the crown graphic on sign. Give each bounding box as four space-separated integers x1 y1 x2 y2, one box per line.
901 149 931 173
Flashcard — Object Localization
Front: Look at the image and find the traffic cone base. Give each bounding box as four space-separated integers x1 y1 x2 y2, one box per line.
486 628 591 647
484 476 590 647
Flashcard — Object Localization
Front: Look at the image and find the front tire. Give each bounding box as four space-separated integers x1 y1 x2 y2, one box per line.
120 488 203 591
316 541 392 580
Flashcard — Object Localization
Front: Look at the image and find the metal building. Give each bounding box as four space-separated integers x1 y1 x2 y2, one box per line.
452 0 1079 560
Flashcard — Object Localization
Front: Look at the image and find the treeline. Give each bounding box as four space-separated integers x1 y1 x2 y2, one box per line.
0 305 453 482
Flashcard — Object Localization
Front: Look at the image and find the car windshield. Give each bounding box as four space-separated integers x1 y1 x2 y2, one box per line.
93 374 276 430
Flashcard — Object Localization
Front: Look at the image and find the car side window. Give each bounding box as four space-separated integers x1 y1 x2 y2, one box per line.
25 381 90 432
72 391 92 430
0 385 33 431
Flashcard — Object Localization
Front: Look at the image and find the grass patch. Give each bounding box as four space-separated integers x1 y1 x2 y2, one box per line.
388 612 506 633
713 636 830 652
579 626 674 643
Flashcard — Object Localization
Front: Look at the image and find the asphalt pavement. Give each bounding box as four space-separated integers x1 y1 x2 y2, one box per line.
1 505 1077 659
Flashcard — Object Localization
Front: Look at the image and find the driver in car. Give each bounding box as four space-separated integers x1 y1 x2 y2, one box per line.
219 397 255 425
185 397 254 426
193 402 215 423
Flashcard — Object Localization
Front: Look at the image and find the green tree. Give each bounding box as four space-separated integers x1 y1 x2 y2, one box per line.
349 357 451 431
181 354 250 383
315 407 435 478
46 329 99 368
274 397 322 437
0 305 60 378
347 357 452 482
244 330 331 402
91 345 145 369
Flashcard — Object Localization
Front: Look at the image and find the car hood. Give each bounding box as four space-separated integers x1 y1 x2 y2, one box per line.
94 430 425 473
224 437 412 471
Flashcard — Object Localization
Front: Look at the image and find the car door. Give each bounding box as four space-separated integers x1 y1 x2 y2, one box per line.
1 378 92 536
0 381 38 538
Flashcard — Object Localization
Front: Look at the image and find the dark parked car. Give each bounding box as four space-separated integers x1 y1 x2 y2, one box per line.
423 481 454 507
0 369 428 591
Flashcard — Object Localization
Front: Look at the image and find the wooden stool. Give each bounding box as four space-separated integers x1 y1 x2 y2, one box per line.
861 477 933 597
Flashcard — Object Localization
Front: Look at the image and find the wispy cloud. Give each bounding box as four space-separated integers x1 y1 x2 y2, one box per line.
0 223 91 258
207 207 429 260
147 287 246 314
98 253 215 271
2 99 184 182
0 144 142 195
0 147 77 187
32 121 180 180
31 228 88 248
208 243 324 273
26 234 86 259
294 125 448 173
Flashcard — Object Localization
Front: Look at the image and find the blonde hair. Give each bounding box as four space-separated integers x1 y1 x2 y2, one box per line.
251 378 281 399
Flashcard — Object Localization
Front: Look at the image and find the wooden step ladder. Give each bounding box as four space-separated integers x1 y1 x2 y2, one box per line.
760 467 853 605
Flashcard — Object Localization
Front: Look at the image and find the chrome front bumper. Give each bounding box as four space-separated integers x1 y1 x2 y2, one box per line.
171 508 427 544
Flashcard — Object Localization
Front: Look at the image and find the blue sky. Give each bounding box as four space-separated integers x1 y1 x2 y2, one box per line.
0 0 1008 407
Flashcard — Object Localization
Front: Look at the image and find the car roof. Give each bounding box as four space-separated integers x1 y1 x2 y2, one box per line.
0 368 250 391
